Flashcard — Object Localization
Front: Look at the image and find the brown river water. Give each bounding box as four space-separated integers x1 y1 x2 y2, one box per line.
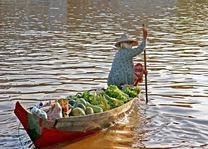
0 0 208 148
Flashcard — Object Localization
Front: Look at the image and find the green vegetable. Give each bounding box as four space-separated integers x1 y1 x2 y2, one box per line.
71 107 86 116
76 98 87 106
91 93 110 111
76 103 86 111
69 99 76 106
105 85 129 102
104 94 124 109
77 91 110 111
123 86 141 98
85 107 94 115
75 93 83 98
59 85 141 117
82 91 94 101
85 102 103 113
68 104 74 108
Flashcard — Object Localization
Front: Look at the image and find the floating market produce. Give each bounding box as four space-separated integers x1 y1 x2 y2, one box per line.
14 85 141 148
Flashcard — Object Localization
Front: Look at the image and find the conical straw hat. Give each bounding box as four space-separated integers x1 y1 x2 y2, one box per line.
115 33 138 47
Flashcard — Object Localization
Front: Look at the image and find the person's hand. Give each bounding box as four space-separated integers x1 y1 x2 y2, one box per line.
143 24 148 40
143 70 148 75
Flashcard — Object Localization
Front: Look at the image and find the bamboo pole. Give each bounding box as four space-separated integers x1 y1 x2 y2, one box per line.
143 24 148 104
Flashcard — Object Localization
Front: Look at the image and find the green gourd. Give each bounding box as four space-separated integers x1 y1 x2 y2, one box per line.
85 102 103 113
71 107 86 116
85 107 94 115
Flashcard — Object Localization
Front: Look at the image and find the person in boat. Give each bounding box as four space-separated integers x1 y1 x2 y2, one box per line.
107 25 148 88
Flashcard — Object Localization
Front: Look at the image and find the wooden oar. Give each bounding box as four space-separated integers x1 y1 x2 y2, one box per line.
143 24 148 104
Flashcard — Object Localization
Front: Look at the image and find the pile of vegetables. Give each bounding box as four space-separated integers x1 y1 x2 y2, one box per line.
58 85 141 117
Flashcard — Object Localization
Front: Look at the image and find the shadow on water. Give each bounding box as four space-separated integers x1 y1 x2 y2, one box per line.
0 0 208 148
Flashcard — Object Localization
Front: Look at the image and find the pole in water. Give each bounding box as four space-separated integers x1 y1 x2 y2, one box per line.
144 49 148 104
143 24 148 104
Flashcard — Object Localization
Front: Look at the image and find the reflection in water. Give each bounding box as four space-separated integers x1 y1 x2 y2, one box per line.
0 0 208 148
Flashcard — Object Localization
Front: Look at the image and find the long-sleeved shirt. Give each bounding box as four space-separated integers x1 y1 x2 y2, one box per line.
107 40 146 86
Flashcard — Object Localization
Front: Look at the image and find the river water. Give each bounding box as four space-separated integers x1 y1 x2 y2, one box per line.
0 0 208 148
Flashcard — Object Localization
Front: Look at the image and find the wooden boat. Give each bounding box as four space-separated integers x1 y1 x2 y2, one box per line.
14 97 139 148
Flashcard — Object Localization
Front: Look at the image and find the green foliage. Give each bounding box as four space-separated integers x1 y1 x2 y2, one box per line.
65 85 140 117
94 93 110 111
105 85 129 102
123 86 141 98
104 94 124 109
78 91 95 104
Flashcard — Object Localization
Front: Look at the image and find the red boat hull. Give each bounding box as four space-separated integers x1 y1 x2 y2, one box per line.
35 128 96 148
14 102 96 148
